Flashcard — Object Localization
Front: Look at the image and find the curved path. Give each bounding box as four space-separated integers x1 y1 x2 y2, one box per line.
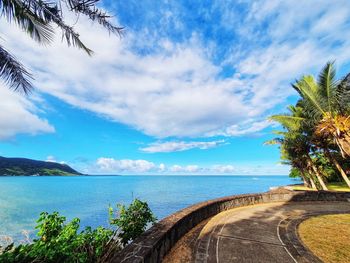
165 201 350 263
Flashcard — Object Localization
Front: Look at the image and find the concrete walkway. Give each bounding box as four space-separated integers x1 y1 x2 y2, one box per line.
195 202 350 263
164 201 350 263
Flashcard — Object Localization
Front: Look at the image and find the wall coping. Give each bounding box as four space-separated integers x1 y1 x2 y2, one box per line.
110 189 350 263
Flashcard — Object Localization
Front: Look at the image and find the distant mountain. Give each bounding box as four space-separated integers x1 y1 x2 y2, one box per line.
0 156 82 176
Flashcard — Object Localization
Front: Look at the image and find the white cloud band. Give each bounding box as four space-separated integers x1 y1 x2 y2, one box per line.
140 140 226 153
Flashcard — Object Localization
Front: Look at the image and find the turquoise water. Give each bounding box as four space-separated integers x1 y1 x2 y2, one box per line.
0 175 296 242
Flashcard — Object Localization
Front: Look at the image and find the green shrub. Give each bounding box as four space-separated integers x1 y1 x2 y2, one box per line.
109 199 157 246
0 199 156 263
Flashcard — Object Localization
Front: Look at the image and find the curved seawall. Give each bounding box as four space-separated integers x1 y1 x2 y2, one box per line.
112 189 350 263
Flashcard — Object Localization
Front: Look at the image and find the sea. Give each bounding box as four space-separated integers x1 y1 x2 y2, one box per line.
0 175 297 243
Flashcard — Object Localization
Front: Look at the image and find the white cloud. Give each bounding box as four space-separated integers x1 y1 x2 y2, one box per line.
186 165 200 173
221 120 273 137
169 164 200 173
46 155 56 162
212 165 235 173
95 162 202 174
0 20 250 138
96 158 156 173
92 158 289 175
159 163 166 172
218 0 350 124
0 83 54 140
0 14 267 139
1 1 350 138
169 165 182 173
46 155 66 164
140 140 226 153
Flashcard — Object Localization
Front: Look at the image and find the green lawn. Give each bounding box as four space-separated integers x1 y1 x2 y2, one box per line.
293 182 350 192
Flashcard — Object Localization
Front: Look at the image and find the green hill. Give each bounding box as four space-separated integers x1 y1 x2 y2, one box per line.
0 156 82 176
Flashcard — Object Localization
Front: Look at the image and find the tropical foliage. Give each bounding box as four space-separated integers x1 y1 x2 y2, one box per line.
267 62 350 190
0 199 156 263
109 199 157 246
0 0 122 94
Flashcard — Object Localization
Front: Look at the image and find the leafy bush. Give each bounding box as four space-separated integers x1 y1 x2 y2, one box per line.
0 199 156 263
110 199 157 246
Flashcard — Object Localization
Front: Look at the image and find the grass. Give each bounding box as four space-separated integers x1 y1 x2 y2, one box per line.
327 182 350 191
292 181 350 192
298 214 350 263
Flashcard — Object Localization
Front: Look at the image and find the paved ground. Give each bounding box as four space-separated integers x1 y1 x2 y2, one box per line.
164 201 350 263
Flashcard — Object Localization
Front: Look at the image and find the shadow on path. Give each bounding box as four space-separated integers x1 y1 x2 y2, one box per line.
113 190 350 263
166 200 350 263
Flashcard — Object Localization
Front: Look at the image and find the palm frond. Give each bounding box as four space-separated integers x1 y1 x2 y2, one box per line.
269 114 304 131
293 75 326 115
263 138 282 145
1 0 55 43
59 23 94 55
336 72 350 114
295 98 323 126
271 130 287 136
0 0 124 94
279 160 291 165
22 0 93 55
318 61 337 113
0 45 33 94
66 0 123 36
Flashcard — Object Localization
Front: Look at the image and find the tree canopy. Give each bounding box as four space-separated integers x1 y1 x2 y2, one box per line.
267 62 350 190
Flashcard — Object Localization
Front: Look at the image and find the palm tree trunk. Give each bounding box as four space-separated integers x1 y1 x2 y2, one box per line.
309 176 317 189
300 170 314 188
312 165 328 190
306 167 320 190
336 136 350 158
299 171 309 187
325 148 350 188
307 157 328 190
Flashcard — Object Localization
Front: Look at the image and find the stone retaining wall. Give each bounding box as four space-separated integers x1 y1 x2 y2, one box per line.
111 190 350 263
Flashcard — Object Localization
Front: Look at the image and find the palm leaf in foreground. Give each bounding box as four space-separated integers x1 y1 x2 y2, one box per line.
0 0 123 93
0 45 33 94
0 0 55 43
67 0 124 36
17 0 94 55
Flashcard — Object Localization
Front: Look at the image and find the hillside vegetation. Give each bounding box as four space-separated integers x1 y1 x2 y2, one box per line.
0 156 81 176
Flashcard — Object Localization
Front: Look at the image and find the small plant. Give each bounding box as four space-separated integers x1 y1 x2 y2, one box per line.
0 199 156 262
0 212 118 263
109 199 157 246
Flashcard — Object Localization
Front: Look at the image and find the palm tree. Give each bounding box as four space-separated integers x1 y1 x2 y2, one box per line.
288 62 350 187
293 62 350 157
313 137 350 188
266 136 317 189
267 105 328 190
271 130 327 190
268 62 350 189
0 0 123 94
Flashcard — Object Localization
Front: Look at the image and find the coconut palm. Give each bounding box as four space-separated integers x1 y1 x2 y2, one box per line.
0 0 123 94
266 135 317 189
266 105 328 190
289 63 350 187
272 105 350 188
269 62 350 189
267 128 328 190
293 62 350 157
312 136 350 188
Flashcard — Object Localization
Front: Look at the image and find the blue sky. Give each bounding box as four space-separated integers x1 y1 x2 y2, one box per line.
1 0 350 175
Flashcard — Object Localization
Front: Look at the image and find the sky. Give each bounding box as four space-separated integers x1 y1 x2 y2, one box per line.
1 0 350 175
